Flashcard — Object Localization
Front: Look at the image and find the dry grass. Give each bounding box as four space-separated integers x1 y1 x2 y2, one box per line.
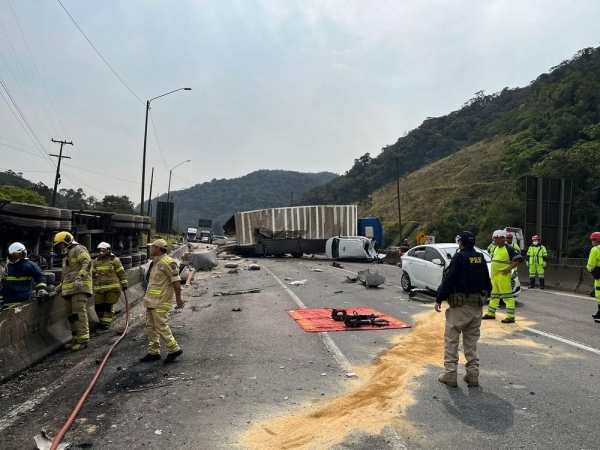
360 137 517 240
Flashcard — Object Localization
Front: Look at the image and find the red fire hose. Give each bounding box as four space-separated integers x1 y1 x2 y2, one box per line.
50 291 131 450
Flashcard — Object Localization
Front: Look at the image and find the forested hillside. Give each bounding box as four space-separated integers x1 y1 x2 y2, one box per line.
302 46 600 256
155 170 337 230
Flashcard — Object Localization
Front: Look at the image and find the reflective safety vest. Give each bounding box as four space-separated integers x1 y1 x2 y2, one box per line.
509 242 521 252
586 245 600 274
527 245 547 265
491 245 513 276
92 254 128 292
143 255 181 310
57 244 93 296
0 259 46 302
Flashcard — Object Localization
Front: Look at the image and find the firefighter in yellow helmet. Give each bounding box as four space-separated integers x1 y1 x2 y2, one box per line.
586 232 600 321
482 230 523 323
53 231 93 351
92 242 128 330
138 239 185 364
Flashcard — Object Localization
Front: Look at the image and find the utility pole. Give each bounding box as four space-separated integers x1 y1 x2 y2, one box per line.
396 156 402 242
50 139 73 207
147 167 154 217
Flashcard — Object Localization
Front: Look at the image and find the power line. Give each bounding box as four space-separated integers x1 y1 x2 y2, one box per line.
0 167 54 173
0 134 38 149
62 162 138 186
7 0 69 139
149 110 170 171
56 0 144 105
0 140 46 158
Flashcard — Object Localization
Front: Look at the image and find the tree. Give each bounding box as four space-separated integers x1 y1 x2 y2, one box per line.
0 185 46 205
98 195 135 214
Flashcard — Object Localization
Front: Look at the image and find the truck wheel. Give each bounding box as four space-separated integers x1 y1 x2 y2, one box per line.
401 272 412 292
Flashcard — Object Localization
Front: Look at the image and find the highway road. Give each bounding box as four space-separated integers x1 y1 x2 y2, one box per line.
0 256 598 449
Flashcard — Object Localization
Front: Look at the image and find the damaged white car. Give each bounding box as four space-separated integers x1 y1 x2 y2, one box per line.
325 236 381 261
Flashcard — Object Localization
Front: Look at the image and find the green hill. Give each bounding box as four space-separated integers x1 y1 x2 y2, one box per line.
153 169 338 230
302 46 600 256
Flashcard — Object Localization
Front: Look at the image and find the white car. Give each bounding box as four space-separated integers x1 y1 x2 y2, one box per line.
400 243 521 297
325 236 380 260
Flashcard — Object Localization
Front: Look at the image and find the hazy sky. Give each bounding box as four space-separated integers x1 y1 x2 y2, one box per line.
1 0 599 206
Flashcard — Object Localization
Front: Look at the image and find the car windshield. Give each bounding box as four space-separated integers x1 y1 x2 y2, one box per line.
436 244 492 263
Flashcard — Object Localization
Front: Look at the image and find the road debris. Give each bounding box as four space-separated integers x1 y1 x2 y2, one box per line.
288 279 307 286
231 308 242 312
331 262 344 269
213 288 262 296
357 269 385 287
34 429 70 450
224 263 239 269
227 269 239 274
249 264 261 270
154 430 162 435
311 268 323 272
344 276 357 283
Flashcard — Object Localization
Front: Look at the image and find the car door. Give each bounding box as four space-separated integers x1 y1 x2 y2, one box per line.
424 247 446 290
407 246 429 287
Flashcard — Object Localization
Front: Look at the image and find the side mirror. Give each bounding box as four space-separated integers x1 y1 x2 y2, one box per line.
431 258 444 265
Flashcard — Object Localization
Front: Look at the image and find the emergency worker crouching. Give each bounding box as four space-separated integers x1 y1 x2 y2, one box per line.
435 231 492 387
139 239 185 364
586 232 600 320
483 230 523 323
0 242 47 308
53 231 93 351
92 242 128 330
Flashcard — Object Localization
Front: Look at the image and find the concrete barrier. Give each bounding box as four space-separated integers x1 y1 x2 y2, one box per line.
517 263 594 293
0 246 187 383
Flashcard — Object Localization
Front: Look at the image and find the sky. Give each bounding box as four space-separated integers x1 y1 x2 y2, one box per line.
0 0 599 208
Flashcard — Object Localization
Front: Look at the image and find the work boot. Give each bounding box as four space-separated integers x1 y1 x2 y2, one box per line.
463 373 479 387
539 279 545 290
482 314 495 320
139 353 161 362
528 278 535 289
501 317 515 324
70 342 88 352
163 349 183 364
96 323 110 332
63 338 77 350
592 313 600 320
438 373 458 387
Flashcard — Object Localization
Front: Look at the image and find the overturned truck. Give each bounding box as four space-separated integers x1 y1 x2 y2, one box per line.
223 205 358 257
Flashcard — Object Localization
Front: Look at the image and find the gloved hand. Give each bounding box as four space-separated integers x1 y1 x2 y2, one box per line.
74 277 83 290
37 289 49 298
525 261 529 267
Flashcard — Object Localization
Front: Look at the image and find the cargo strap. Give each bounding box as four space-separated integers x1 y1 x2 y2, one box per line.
331 309 390 328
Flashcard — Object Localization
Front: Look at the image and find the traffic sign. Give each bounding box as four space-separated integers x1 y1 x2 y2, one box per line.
415 230 427 244
426 235 435 244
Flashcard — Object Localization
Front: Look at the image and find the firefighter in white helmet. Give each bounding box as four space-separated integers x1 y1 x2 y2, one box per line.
53 231 93 351
0 242 47 308
92 242 128 330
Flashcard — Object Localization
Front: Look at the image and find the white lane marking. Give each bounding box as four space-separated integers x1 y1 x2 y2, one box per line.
524 327 600 355
525 289 591 300
262 265 351 371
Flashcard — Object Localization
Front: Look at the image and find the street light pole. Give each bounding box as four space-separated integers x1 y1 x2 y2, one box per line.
140 87 191 216
167 159 191 203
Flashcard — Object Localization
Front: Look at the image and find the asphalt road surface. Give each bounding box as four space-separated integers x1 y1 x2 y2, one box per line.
1 257 598 450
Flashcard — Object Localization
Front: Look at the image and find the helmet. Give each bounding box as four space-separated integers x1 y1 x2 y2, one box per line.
457 231 476 246
54 231 74 246
7 242 26 264
506 232 513 238
493 230 506 238
590 232 600 241
97 242 111 254
532 235 540 241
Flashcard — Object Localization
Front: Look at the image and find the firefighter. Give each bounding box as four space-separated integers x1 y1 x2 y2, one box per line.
586 232 600 320
435 231 492 387
0 242 47 308
92 242 128 330
526 235 548 289
54 231 93 351
483 230 523 323
139 239 185 364
506 232 521 252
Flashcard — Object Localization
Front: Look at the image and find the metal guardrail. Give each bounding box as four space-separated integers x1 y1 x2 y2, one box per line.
546 257 588 267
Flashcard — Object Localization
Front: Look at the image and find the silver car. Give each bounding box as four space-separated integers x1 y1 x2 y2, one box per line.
400 243 521 297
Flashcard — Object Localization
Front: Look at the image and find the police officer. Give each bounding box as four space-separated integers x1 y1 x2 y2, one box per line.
0 242 47 308
92 242 128 330
435 231 492 387
54 231 93 351
139 239 185 364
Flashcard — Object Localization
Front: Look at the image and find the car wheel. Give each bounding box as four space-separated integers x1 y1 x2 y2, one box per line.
401 272 412 292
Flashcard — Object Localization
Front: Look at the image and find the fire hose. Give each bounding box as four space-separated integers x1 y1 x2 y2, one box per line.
39 290 131 450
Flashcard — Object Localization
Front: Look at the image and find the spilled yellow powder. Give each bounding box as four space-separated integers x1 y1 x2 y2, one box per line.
239 310 539 450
